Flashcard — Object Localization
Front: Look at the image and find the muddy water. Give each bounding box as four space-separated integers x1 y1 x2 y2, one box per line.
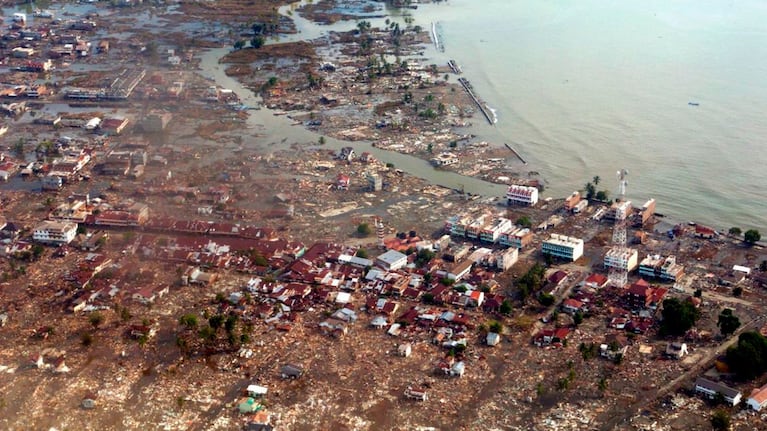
197 44 508 198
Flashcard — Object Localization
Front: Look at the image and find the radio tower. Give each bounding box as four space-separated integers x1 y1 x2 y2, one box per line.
608 169 629 288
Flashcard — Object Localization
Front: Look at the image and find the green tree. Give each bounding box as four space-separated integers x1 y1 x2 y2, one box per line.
732 286 743 297
209 314 224 330
415 248 435 267
728 227 742 236
726 331 767 380
355 249 369 259
500 300 512 315
31 244 45 260
592 175 601 186
233 39 245 50
356 223 372 237
760 260 767 272
538 292 555 306
179 313 198 329
516 216 532 228
250 36 265 49
89 312 104 329
717 309 740 336
595 190 609 202
224 315 238 334
573 311 584 326
584 182 596 200
198 325 215 341
659 297 700 336
694 288 702 298
422 292 434 304
711 409 731 431
598 377 608 392
488 320 503 334
744 229 761 245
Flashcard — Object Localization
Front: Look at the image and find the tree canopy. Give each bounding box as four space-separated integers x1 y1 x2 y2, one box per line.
727 331 767 381
744 229 761 245
717 308 740 337
659 298 700 336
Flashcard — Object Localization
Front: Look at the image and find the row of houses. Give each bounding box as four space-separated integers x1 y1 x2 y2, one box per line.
444 213 534 249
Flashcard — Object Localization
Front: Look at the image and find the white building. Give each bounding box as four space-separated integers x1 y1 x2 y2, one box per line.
32 221 78 245
639 254 684 282
747 384 767 411
479 217 513 243
506 185 539 206
495 247 519 271
694 377 742 406
541 234 584 262
375 249 408 271
604 247 639 271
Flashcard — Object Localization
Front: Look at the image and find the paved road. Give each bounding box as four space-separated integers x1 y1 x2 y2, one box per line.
598 315 766 431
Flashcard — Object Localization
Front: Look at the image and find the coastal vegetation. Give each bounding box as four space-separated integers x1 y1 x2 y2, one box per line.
583 177 610 202
744 229 761 245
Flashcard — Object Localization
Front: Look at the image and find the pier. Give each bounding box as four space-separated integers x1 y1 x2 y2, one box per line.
505 143 527 164
447 60 462 74
458 77 495 125
431 22 444 52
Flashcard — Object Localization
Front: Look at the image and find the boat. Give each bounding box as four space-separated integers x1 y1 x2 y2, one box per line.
688 102 700 106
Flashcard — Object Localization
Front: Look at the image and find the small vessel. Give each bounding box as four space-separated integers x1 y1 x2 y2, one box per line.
688 102 700 106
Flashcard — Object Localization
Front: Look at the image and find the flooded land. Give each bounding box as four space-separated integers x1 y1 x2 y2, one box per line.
0 1 766 431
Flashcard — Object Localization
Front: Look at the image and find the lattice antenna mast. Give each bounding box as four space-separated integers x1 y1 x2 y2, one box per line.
608 169 629 288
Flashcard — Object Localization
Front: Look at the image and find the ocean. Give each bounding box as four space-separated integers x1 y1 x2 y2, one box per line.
416 0 767 232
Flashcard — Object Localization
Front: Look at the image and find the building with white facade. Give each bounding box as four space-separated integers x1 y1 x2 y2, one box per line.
499 227 533 249
604 201 633 222
465 214 488 240
375 249 408 271
604 247 639 271
747 384 767 411
694 377 742 406
33 220 78 245
638 254 684 282
479 217 513 243
506 185 539 206
541 234 584 262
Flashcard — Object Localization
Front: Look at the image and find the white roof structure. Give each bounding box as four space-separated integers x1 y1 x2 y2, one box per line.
733 265 751 275
247 385 268 396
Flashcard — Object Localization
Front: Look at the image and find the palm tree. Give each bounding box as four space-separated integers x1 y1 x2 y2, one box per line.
592 175 601 186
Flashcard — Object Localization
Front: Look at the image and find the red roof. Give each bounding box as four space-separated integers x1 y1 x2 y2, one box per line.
585 273 608 286
548 270 568 285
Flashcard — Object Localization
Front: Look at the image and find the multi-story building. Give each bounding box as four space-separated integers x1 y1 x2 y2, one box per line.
604 200 632 223
639 199 655 224
638 254 684 282
604 247 639 271
465 214 488 240
33 220 78 244
506 185 539 206
564 191 581 211
498 227 533 249
444 214 473 237
541 234 584 261
479 217 513 243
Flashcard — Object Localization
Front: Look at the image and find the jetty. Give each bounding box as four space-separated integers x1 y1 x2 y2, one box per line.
431 22 444 52
458 77 495 125
505 143 527 164
447 60 462 74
